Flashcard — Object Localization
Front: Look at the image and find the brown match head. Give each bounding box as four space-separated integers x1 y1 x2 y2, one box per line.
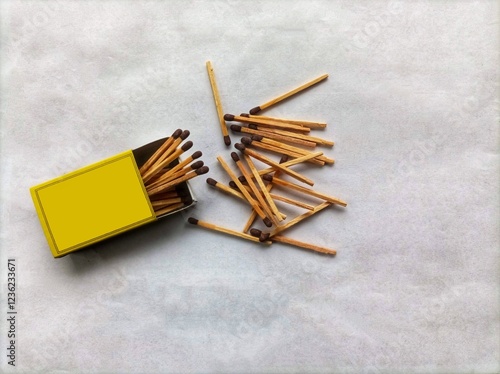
230 124 242 132
181 140 193 151
192 150 203 159
191 160 204 169
228 181 239 190
249 106 261 115
262 174 273 182
241 137 252 146
263 217 273 227
187 217 199 225
180 130 190 140
224 114 235 121
206 177 217 187
234 143 246 152
249 228 262 237
279 155 289 164
172 128 183 139
230 152 240 162
182 196 194 205
251 135 263 142
259 232 270 242
238 175 247 184
195 166 209 175
240 113 250 117
224 135 231 146
248 124 258 130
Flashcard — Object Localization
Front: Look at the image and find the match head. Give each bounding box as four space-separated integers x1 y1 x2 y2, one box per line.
241 137 253 146
172 128 183 139
181 140 193 151
180 130 190 140
191 160 204 169
195 166 209 175
192 150 203 159
206 177 217 187
259 232 271 242
228 181 239 190
240 113 250 117
238 175 247 184
234 143 246 152
263 217 273 227
251 135 263 142
262 174 273 182
230 152 240 162
230 125 242 132
183 196 194 205
279 155 289 164
248 124 258 130
224 114 235 121
187 217 199 225
224 135 231 146
249 106 261 115
249 228 261 237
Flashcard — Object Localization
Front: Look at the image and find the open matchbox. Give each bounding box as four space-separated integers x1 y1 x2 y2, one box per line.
30 138 196 258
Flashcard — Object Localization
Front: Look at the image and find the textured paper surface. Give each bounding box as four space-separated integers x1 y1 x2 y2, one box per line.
0 1 498 373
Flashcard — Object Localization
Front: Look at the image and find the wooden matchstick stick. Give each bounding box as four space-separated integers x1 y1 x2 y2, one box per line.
268 192 314 210
235 143 314 186
151 197 184 207
149 189 188 201
142 130 191 177
224 114 310 133
142 140 193 183
230 124 316 148
187 217 272 244
217 155 272 227
242 153 283 221
248 74 328 114
251 135 334 164
249 229 336 255
206 178 246 201
157 150 202 181
263 175 347 207
270 202 331 236
155 202 187 217
241 155 288 232
240 137 325 166
245 114 327 129
256 151 324 176
147 166 209 196
206 61 230 146
247 124 334 147
147 160 204 190
231 152 281 225
139 129 182 174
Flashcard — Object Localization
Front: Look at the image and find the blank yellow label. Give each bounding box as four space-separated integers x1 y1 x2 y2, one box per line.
30 150 155 257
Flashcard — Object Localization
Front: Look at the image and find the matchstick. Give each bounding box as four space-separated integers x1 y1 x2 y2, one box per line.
270 201 331 236
231 152 281 225
217 155 272 227
248 74 328 114
157 150 202 181
263 175 347 207
206 61 230 146
142 140 193 183
240 137 325 166
206 177 246 201
230 124 316 148
187 217 272 244
256 151 324 176
155 201 188 217
149 189 188 201
151 197 184 208
224 114 310 133
249 229 336 255
247 124 334 147
147 160 204 190
268 192 314 210
251 135 334 165
234 143 314 186
147 166 209 196
245 114 327 129
139 129 182 174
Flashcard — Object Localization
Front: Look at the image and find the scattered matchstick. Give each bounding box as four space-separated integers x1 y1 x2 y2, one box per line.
248 74 328 114
249 229 336 255
230 124 316 148
206 177 246 201
206 61 230 146
188 217 272 244
224 114 310 133
244 114 327 129
247 124 334 147
270 201 331 237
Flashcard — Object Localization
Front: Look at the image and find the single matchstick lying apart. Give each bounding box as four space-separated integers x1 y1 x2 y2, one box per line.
244 114 327 129
249 229 336 255
139 130 208 217
224 114 310 133
206 61 230 146
249 74 328 114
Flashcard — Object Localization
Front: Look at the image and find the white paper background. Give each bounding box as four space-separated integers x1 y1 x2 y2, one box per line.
1 1 498 373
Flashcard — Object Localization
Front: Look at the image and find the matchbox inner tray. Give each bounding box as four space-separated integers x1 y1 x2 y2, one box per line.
30 138 196 258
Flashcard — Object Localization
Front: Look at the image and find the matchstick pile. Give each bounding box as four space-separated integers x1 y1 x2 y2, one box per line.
139 129 208 217
187 62 347 255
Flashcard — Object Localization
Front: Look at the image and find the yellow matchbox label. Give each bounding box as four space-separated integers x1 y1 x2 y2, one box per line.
30 150 156 257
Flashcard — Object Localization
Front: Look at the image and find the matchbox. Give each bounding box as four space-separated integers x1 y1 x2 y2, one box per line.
30 137 197 258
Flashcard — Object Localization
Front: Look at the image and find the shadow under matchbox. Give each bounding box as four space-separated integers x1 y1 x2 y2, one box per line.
30 137 200 258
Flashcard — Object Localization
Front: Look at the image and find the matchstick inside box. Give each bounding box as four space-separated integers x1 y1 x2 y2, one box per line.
30 131 207 258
